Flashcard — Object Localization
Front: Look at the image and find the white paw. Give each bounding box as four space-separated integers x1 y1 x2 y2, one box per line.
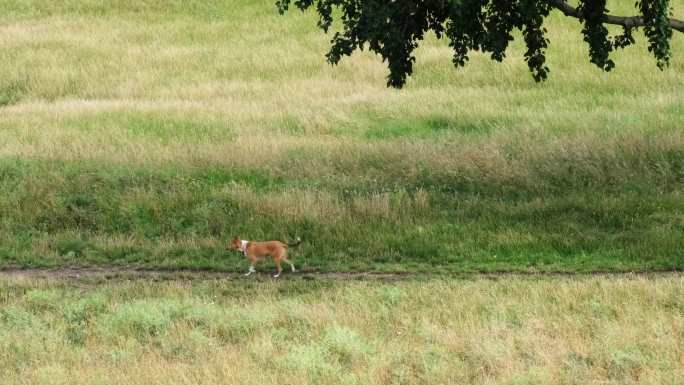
273 274 280 278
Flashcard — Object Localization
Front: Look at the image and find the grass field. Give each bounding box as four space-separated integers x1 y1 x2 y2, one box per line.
0 0 683 273
2 3 684 384
0 274 681 385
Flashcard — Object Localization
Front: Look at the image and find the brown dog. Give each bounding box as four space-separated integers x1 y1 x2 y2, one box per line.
231 236 301 278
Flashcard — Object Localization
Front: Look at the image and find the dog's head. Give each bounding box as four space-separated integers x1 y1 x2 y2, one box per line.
229 236 242 251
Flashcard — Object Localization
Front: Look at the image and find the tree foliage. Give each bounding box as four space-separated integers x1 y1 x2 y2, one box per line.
277 0 681 87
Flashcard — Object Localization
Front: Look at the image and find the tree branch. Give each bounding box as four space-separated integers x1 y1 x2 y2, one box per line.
548 0 684 33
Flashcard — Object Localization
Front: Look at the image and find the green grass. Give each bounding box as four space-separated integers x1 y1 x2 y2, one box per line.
0 155 682 273
0 275 682 385
0 0 683 273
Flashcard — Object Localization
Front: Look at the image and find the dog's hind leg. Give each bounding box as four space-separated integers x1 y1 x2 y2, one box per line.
283 257 296 273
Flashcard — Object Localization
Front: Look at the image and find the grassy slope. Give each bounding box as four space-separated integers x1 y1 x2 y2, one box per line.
1 275 683 385
0 0 683 272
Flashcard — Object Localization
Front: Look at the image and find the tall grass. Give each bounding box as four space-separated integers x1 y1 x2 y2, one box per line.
0 0 682 271
0 275 682 385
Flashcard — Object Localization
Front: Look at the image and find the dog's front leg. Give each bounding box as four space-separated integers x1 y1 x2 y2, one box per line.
273 259 283 278
244 265 256 276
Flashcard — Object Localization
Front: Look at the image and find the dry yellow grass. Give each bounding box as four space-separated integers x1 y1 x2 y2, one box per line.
0 274 682 385
0 0 682 170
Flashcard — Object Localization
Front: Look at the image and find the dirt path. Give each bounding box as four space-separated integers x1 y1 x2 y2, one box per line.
0 267 680 282
0 267 412 281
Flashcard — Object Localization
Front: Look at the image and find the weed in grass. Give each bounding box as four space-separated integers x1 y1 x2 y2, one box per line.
0 78 27 107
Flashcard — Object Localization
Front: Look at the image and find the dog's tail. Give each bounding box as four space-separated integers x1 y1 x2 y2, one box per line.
285 237 302 247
